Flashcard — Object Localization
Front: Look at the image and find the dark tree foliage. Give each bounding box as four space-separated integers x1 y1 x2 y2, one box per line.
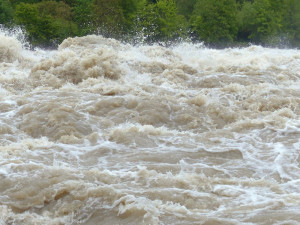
1 0 299 48
0 0 14 25
72 0 94 36
190 0 238 47
60 0 77 7
14 1 77 47
136 0 187 44
281 0 300 46
10 0 43 5
15 3 56 46
175 0 196 19
91 0 127 39
237 0 291 46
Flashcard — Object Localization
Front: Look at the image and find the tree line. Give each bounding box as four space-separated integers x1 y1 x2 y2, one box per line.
0 0 299 48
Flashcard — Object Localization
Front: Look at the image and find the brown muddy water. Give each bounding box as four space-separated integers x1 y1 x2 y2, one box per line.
0 29 300 225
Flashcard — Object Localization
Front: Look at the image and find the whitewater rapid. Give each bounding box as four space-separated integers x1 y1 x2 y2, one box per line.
0 30 300 225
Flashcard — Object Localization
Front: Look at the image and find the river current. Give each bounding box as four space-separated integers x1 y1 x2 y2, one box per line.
0 29 300 225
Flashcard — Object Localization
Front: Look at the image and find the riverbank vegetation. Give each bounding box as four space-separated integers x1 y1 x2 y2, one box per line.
0 0 299 48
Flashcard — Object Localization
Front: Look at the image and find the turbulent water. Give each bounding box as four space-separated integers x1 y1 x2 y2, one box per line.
0 29 300 225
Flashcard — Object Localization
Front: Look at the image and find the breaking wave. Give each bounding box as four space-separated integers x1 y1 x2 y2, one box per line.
0 28 300 224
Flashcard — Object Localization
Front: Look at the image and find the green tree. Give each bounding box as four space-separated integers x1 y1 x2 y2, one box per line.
15 3 56 46
281 0 300 46
0 0 14 25
121 0 145 19
175 0 196 19
236 0 253 10
120 0 145 27
73 0 95 36
190 0 238 46
14 1 77 47
137 0 187 44
238 0 284 45
37 1 78 42
10 0 42 6
36 1 73 21
60 0 77 7
7 0 299 47
92 0 126 39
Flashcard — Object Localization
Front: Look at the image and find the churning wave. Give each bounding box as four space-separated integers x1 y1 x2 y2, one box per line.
0 29 300 225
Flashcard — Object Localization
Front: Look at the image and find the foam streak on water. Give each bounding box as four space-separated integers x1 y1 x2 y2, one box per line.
0 31 300 225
